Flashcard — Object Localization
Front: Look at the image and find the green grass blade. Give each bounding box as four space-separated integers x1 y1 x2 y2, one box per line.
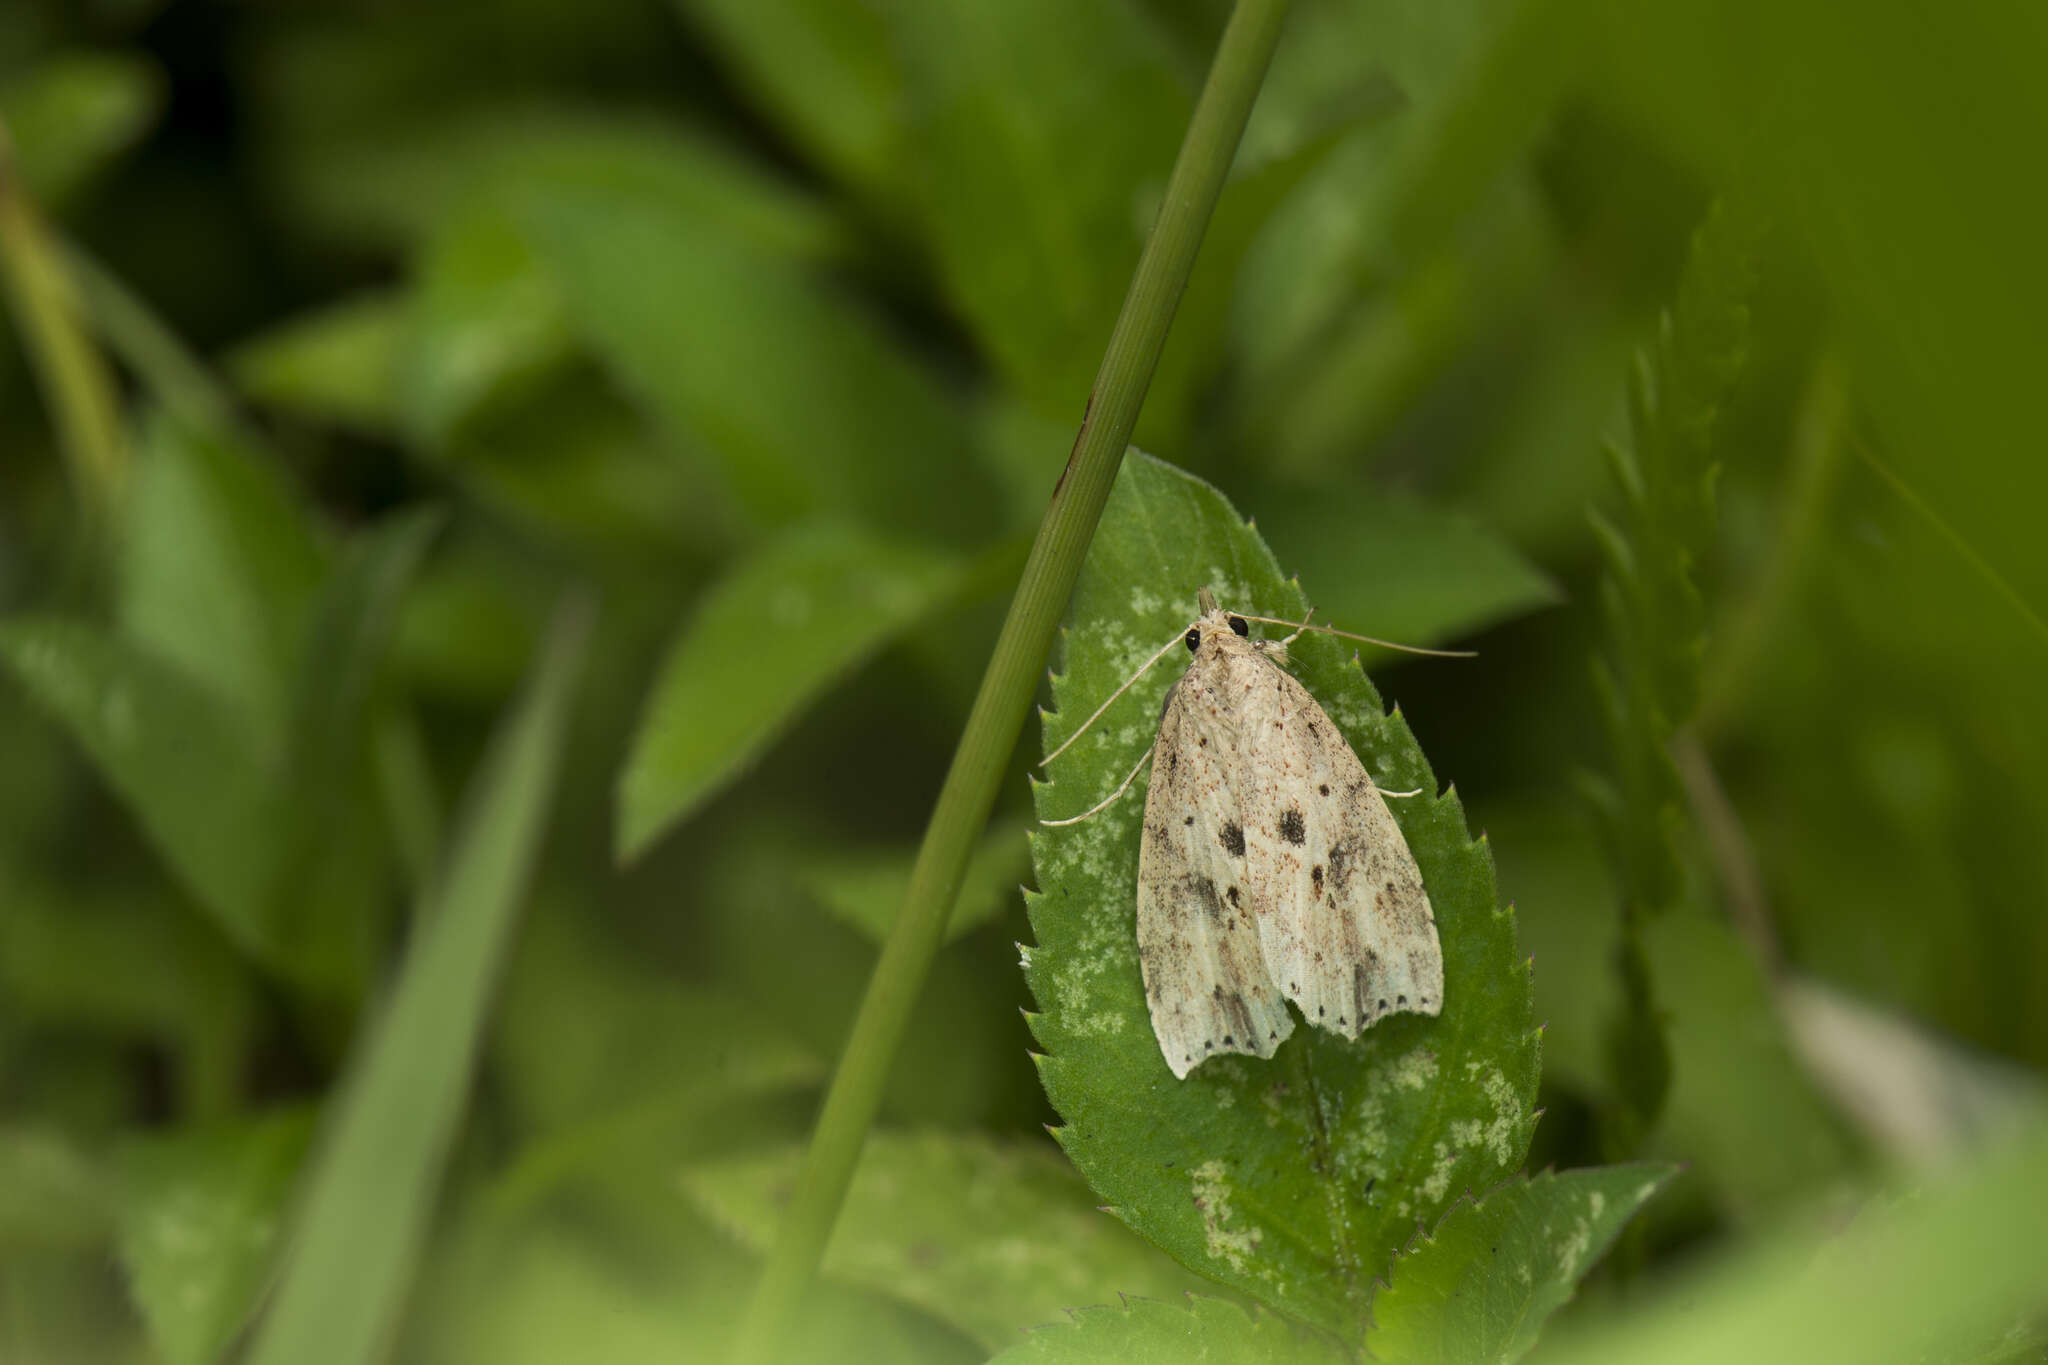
243 596 592 1365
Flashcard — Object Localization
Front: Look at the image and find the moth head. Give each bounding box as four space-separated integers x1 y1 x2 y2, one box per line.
1188 588 1257 653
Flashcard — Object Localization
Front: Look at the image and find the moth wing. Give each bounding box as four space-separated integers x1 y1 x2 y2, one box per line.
1135 676 1295 1079
1237 660 1443 1039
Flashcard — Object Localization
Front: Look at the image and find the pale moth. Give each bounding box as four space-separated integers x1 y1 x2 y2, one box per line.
1045 589 1458 1079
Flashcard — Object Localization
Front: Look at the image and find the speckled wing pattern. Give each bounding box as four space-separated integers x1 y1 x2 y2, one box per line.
1134 610 1442 1078
1135 670 1295 1079
1235 655 1443 1037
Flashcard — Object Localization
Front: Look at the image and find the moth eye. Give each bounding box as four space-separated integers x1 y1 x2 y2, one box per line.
1228 615 1249 637
1185 628 1201 652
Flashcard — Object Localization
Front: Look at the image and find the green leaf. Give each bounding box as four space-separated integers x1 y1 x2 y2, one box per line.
0 52 165 210
0 619 279 963
891 0 1190 415
1586 200 1761 1152
263 508 444 997
0 876 255 1117
394 110 849 449
1542 1121 2048 1365
119 416 328 752
244 598 590 1365
435 380 725 563
617 523 965 860
0 1127 111 1251
986 1295 1349 1365
802 816 1031 947
517 179 988 538
669 0 903 202
397 207 574 449
684 1131 1219 1353
1367 1165 1675 1364
1486 800 1858 1218
454 108 852 263
117 1110 315 1365
1026 452 1539 1341
41 483 437 1001
1247 483 1560 655
228 291 405 435
492 899 821 1138
425 1214 979 1365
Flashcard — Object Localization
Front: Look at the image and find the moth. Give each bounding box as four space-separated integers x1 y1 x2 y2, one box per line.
1045 590 1455 1078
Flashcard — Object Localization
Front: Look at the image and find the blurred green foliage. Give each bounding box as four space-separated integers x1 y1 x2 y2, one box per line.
1 0 2045 1361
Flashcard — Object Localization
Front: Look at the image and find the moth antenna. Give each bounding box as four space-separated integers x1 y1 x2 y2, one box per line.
1041 744 1155 827
1232 614 1476 659
1377 785 1424 799
1275 607 1316 649
1042 627 1188 767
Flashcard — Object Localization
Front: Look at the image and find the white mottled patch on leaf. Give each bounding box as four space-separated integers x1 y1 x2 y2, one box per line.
1421 1141 1458 1203
1389 1047 1438 1092
1190 1160 1261 1272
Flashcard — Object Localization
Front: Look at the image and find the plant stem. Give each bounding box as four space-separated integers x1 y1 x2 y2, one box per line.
727 2 1294 1358
0 122 129 537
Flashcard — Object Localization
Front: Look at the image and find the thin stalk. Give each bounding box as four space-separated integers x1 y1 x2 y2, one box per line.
0 122 129 535
728 2 1294 1359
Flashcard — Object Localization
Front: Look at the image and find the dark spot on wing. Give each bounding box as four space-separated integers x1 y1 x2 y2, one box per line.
1279 808 1306 844
1219 821 1245 858
1311 865 1324 890
1326 842 1353 889
1226 885 1241 908
1183 815 1194 826
1319 783 1330 796
1192 876 1227 923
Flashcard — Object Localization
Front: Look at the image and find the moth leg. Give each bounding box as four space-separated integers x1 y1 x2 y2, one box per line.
1041 627 1189 767
1040 742 1156 827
